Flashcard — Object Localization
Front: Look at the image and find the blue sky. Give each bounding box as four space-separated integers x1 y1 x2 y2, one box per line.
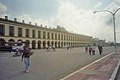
0 0 120 42
0 0 59 19
0 0 114 18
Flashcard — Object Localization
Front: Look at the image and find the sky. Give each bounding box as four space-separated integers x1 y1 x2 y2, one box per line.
0 0 120 43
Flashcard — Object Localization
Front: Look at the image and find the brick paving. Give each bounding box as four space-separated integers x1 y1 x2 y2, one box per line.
61 50 120 80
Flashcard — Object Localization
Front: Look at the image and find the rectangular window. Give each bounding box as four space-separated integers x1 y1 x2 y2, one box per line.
26 29 29 38
64 35 66 40
67 35 68 40
47 32 50 39
38 31 41 38
51 33 54 39
18 27 22 37
55 33 57 40
69 36 70 40
9 26 14 36
58 34 60 40
0 24 5 36
32 30 36 38
61 34 63 40
43 31 46 39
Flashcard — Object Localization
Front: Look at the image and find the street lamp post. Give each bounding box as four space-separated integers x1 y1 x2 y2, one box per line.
94 8 120 53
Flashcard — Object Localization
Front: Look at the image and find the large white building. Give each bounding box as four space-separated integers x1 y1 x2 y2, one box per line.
0 16 97 49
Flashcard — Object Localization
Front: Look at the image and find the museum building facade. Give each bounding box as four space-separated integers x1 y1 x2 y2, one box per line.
0 16 96 49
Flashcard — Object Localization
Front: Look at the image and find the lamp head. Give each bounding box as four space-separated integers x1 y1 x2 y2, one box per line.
93 11 97 14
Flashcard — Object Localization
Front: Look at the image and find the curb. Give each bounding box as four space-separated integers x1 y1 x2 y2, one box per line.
109 57 120 80
60 51 115 80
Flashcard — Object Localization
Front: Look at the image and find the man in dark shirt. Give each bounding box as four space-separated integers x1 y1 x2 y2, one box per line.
21 45 30 73
98 45 103 55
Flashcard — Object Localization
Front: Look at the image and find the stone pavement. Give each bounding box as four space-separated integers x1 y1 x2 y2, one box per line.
61 50 120 80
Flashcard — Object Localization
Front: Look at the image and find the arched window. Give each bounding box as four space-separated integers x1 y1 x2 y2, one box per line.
32 40 36 49
0 38 6 46
43 41 46 49
38 40 41 49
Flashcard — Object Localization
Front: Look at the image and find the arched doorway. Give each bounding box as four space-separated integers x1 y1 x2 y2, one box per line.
43 41 46 49
25 40 30 46
51 41 54 46
67 42 69 45
8 39 15 46
55 41 57 48
69 42 70 46
58 41 60 48
17 39 23 46
47 41 50 47
0 38 6 46
61 42 63 47
8 39 15 42
71 42 72 47
38 40 41 49
64 42 66 46
32 40 36 49
17 39 22 42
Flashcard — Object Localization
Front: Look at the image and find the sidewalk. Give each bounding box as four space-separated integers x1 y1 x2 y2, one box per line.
61 50 120 80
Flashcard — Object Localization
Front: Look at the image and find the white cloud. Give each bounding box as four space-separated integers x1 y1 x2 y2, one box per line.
105 2 120 11
15 0 120 42
1 0 120 42
53 0 120 42
0 2 10 18
112 0 120 3
17 15 50 27
54 0 105 37
94 2 102 9
104 2 120 42
0 2 7 13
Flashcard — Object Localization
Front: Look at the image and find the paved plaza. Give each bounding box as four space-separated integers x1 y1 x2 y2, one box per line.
61 49 120 80
0 47 119 80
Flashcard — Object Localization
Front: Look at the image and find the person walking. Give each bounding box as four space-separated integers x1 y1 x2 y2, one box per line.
85 45 88 53
98 45 103 55
21 45 31 73
88 45 92 55
91 44 96 55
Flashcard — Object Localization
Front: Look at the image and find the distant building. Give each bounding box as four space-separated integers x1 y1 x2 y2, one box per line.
0 16 97 49
98 39 106 46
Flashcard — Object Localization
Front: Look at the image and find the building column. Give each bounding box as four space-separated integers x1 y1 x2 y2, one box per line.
36 30 38 38
22 28 26 37
29 43 32 49
5 24 9 36
14 26 18 37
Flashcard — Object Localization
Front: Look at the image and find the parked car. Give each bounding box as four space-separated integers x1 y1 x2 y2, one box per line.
0 42 24 52
0 45 12 52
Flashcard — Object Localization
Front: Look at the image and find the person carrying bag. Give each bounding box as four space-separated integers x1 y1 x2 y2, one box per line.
21 45 32 73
